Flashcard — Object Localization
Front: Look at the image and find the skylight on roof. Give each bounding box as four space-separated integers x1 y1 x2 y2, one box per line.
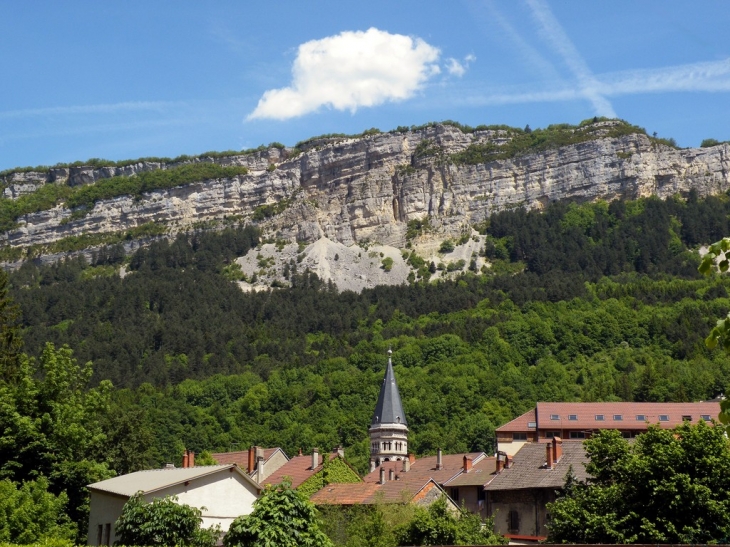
636 414 646 421
613 414 623 421
701 414 712 421
595 414 605 421
659 415 669 421
550 414 560 420
568 414 577 421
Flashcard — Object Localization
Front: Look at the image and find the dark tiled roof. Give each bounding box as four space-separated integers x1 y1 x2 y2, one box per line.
484 441 590 491
371 354 407 426
264 452 338 489
496 402 719 433
444 457 497 487
211 448 283 472
363 452 486 485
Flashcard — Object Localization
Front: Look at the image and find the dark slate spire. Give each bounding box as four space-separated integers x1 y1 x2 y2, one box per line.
371 349 407 426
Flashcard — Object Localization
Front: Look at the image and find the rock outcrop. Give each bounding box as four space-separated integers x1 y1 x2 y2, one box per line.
2 123 729 254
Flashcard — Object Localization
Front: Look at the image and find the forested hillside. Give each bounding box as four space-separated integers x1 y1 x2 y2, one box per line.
4 190 730 541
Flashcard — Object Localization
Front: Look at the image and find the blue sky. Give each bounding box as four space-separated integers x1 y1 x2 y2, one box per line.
1 1 729 171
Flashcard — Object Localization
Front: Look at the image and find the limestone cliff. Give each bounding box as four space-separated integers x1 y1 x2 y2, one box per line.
2 122 729 256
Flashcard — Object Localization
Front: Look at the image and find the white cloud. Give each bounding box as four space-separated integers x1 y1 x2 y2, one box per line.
526 0 616 117
0 101 182 120
453 57 730 108
247 28 441 121
446 54 476 77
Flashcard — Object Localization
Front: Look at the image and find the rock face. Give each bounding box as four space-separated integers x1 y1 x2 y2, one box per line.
2 123 729 253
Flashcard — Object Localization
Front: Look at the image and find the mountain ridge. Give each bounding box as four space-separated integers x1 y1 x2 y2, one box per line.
1 119 729 273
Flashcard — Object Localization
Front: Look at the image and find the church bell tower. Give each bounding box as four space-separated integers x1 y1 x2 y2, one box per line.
369 349 408 471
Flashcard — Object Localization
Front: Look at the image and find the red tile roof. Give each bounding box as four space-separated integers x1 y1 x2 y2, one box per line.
309 482 381 504
311 478 445 505
264 452 338 489
363 452 486 485
496 402 719 433
495 408 536 433
211 448 283 472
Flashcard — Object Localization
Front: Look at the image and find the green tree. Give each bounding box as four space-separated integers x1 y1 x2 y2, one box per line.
115 492 219 547
224 481 333 547
698 236 730 426
0 477 76 543
395 496 505 546
547 423 730 543
0 343 114 536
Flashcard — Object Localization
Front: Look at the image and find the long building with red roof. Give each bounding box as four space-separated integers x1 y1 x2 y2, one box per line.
496 401 720 455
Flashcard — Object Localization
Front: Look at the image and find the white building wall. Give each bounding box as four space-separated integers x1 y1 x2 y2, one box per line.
87 491 128 546
87 469 259 545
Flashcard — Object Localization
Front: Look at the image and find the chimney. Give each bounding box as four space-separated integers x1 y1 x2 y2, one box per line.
403 458 411 473
546 443 554 469
408 453 416 464
182 450 189 468
256 446 264 461
496 451 506 472
165 463 175 469
257 456 265 484
189 451 195 468
463 455 472 473
436 448 443 470
312 447 319 470
298 448 303 456
248 446 256 474
336 445 345 458
553 436 563 463
379 466 386 484
370 460 376 473
389 468 395 481
505 454 511 469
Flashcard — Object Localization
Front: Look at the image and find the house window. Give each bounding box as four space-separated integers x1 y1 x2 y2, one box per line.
478 488 486 501
104 523 111 546
613 415 623 421
659 415 669 422
97 525 103 546
682 415 692 421
568 414 577 421
545 431 560 438
595 414 605 421
550 414 560 420
450 488 460 502
513 432 527 441
701 414 712 421
508 510 520 533
636 414 646 421
569 431 586 439
621 431 631 438
527 421 537 428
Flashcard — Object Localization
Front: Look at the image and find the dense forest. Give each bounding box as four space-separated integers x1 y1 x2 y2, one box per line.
3 190 730 541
